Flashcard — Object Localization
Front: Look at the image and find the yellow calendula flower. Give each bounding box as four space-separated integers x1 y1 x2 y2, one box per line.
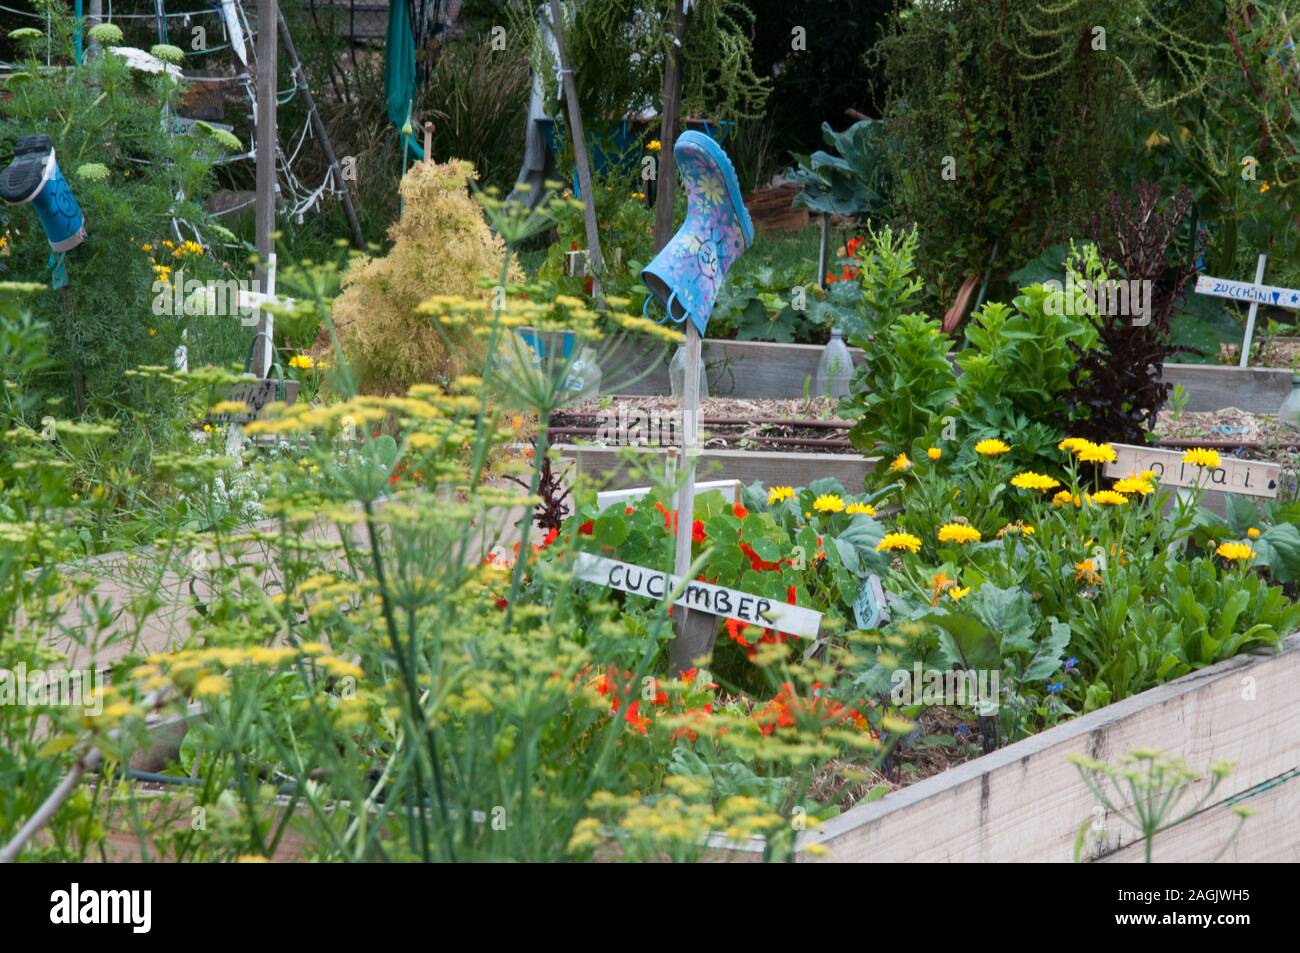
1076 441 1117 464
1052 490 1081 508
288 354 315 370
845 502 876 516
813 494 845 513
889 452 911 472
1247 527 1261 539
996 521 1034 538
876 531 922 554
1112 476 1154 496
928 570 953 605
767 485 795 505
937 523 981 544
647 139 662 152
974 438 1010 456
1074 559 1103 586
948 586 970 602
927 447 941 460
1183 447 1221 469
1010 471 1061 492
1091 490 1128 506
1058 437 1090 454
1216 542 1255 562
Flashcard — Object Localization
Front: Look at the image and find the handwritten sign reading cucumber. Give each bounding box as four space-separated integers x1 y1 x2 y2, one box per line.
573 552 822 638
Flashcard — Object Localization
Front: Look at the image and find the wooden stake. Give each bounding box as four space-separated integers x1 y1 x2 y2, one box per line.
253 0 278 380
1240 254 1267 369
547 0 605 305
423 121 434 164
668 321 716 674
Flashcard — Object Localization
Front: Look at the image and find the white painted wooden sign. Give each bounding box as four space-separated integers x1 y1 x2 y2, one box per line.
1194 257 1300 368
1194 275 1300 310
596 479 742 511
1104 443 1280 498
573 552 822 638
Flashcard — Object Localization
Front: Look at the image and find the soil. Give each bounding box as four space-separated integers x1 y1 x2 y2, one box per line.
1154 407 1300 471
1218 336 1300 368
552 395 856 453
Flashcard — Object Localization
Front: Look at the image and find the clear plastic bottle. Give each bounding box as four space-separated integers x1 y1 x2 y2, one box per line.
814 327 853 398
563 347 602 401
1280 373 1300 430
669 344 709 398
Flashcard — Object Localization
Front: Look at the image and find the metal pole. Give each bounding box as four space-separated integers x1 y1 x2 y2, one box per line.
276 7 366 249
1239 253 1267 369
547 0 604 303
816 213 831 290
254 0 278 379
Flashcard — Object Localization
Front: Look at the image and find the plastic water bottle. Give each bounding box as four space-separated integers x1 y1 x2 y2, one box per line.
814 327 853 398
669 344 708 399
1280 373 1300 430
563 347 602 401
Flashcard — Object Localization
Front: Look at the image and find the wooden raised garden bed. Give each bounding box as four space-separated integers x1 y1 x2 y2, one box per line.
712 632 1300 863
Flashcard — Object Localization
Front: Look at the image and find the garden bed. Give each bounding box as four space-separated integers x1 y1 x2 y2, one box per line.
601 338 1294 414
714 633 1300 863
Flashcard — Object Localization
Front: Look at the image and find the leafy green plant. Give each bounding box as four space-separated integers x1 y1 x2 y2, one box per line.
788 120 893 220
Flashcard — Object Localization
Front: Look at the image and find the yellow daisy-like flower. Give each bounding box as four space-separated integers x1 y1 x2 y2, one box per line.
1076 441 1118 464
937 523 982 544
1247 527 1261 539
1091 490 1129 506
288 354 315 370
927 447 941 460
948 586 971 602
1112 476 1154 496
974 438 1010 456
647 139 662 152
876 531 922 554
1074 559 1103 586
890 452 912 472
1183 447 1221 469
767 485 795 505
813 494 845 513
1010 471 1061 492
845 502 876 515
1215 541 1255 562
1052 490 1081 508
928 570 953 605
1058 437 1090 454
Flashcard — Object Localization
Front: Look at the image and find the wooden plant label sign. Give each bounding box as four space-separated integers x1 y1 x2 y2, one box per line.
852 573 889 630
596 480 742 511
573 552 822 638
216 378 301 425
1194 275 1300 310
1104 443 1280 499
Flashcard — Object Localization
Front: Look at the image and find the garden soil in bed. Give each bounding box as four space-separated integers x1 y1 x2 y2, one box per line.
1154 407 1300 470
553 396 855 454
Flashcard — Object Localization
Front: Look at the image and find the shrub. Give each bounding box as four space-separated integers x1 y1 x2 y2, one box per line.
329 159 520 395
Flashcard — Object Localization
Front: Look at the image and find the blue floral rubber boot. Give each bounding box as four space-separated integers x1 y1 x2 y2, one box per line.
0 134 87 252
642 130 753 336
